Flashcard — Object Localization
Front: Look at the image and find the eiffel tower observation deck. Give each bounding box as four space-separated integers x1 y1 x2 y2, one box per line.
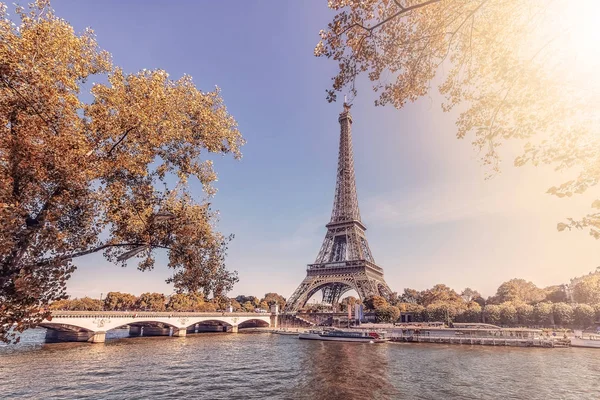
285 103 392 312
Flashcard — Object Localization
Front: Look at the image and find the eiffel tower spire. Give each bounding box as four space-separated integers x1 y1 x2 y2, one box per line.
330 102 361 224
285 103 392 312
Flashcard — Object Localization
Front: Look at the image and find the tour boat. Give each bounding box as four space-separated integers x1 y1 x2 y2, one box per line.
298 329 388 343
272 329 300 336
570 332 600 348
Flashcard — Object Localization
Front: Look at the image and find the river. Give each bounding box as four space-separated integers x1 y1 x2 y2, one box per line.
1 329 599 399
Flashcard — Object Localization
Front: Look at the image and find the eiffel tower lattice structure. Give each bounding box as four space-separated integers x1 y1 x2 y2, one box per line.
285 103 392 312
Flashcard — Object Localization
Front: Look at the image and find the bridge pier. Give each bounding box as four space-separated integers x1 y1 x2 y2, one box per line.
173 328 187 337
270 314 278 328
231 325 238 333
89 331 106 343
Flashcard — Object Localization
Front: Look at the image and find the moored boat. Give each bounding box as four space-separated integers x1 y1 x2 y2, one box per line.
570 331 600 348
299 329 388 343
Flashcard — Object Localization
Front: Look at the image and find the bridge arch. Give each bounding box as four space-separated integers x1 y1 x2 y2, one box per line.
184 319 233 333
238 318 270 329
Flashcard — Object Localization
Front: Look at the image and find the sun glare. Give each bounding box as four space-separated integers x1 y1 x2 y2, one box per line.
549 0 600 90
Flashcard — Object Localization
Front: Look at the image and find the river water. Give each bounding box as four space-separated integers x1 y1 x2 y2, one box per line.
1 329 599 399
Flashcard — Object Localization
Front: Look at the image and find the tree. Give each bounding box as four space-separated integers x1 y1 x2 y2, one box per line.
235 296 259 307
167 293 192 312
499 303 518 326
317 1 600 238
242 301 255 313
375 305 400 323
229 298 242 312
400 288 421 304
456 302 481 323
48 296 102 311
424 301 463 323
363 295 388 311
0 1 244 342
533 302 554 327
544 286 568 303
136 292 166 312
261 293 286 310
483 305 501 326
573 304 595 328
70 297 103 311
573 274 600 305
516 303 534 327
104 292 137 311
340 295 359 311
552 302 574 327
460 288 481 303
420 284 461 307
48 299 71 310
492 279 546 305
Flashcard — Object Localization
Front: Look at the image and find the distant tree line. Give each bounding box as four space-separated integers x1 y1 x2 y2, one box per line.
344 272 600 328
48 292 287 313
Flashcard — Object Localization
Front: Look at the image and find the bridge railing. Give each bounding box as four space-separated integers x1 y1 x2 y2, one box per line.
49 311 274 318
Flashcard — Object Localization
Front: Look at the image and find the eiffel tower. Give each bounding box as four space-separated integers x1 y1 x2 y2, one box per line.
285 103 392 312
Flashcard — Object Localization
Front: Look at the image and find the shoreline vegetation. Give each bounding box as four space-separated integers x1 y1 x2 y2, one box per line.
50 269 600 331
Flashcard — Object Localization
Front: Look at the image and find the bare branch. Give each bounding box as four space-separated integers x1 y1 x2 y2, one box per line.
107 126 137 156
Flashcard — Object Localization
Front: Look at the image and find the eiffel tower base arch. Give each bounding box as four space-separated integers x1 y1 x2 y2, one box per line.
285 265 392 312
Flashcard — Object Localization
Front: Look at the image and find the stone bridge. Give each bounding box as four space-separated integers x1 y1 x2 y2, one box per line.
41 311 276 343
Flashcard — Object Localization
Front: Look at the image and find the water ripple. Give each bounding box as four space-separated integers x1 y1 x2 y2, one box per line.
2 330 600 399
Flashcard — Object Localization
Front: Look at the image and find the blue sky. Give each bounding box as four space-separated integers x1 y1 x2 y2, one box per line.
48 0 599 300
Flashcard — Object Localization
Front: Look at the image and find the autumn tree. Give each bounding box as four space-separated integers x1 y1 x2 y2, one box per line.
533 302 554 327
0 1 243 341
544 286 568 303
375 305 400 323
317 0 600 237
399 288 421 304
483 305 501 326
242 301 255 312
167 293 193 312
48 296 102 311
235 295 259 307
492 279 546 305
457 301 481 324
363 295 388 311
229 298 242 312
340 295 359 311
573 304 595 328
460 288 481 303
104 292 137 311
572 274 600 305
420 284 461 307
516 303 534 326
498 302 518 326
136 292 166 312
261 293 286 310
552 302 574 327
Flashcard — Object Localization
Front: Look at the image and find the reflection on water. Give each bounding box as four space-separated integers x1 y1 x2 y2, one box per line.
1 329 600 400
295 340 398 399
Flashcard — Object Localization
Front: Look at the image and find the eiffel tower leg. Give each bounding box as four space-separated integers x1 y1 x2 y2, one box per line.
285 277 318 312
285 276 359 312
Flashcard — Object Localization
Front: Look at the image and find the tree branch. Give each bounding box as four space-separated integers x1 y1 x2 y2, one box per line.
336 0 442 37
34 242 157 267
107 126 137 156
0 77 59 135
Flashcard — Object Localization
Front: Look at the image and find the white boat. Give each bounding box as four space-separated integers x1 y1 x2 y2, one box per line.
569 331 600 348
299 329 388 343
272 330 299 336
